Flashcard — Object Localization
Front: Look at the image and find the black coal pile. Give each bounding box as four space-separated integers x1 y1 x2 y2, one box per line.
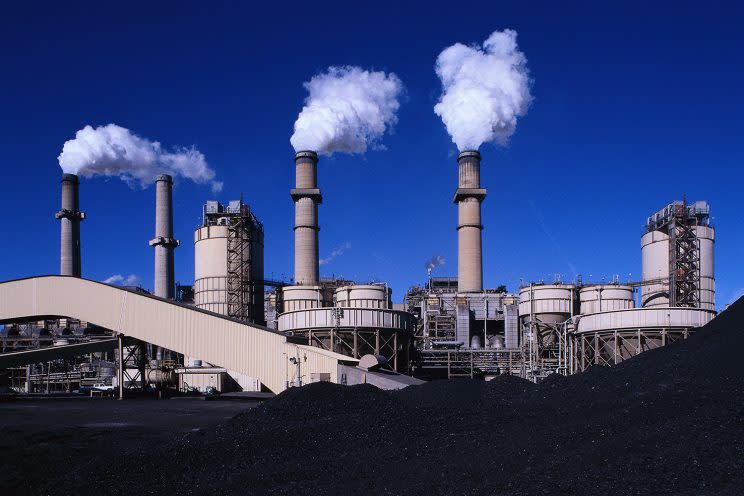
50 299 744 496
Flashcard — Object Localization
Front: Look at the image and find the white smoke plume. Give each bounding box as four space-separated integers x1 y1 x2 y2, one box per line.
290 66 403 155
58 124 223 193
434 29 532 151
320 242 352 266
103 274 141 287
425 255 446 273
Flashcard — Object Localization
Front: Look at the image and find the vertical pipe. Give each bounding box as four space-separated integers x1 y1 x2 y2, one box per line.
56 173 85 277
292 151 321 285
117 334 124 400
455 151 486 293
149 175 179 299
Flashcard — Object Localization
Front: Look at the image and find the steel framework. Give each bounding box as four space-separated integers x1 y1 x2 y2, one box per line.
568 327 691 373
226 205 252 322
668 212 701 307
296 327 407 372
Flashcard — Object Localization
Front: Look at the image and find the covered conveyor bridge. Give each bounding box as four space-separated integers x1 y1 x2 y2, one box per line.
0 276 355 393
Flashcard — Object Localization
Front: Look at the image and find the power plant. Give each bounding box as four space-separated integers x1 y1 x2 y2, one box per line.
0 146 720 396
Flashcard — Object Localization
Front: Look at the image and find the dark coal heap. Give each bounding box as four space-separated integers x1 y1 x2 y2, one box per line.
56 298 744 495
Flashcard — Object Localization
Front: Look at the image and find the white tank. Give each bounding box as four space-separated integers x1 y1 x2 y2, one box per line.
193 224 263 320
518 284 576 324
282 285 325 312
697 225 715 311
194 225 231 315
641 226 715 310
579 285 635 315
641 230 670 308
334 285 390 309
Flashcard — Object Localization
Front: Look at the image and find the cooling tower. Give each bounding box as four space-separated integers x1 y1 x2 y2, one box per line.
55 173 85 277
454 151 486 292
291 151 322 285
149 175 179 298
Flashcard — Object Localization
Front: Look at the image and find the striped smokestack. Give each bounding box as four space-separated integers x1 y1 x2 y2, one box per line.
454 150 486 292
149 174 179 298
55 173 85 277
291 151 322 285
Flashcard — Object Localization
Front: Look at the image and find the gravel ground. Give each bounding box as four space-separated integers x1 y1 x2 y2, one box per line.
8 298 744 495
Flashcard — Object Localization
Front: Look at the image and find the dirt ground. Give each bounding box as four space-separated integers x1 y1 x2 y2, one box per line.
0 398 255 494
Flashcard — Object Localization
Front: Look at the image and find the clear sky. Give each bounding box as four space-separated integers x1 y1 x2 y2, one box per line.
1 1 742 306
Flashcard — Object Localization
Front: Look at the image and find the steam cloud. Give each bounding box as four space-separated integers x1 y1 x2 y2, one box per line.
103 274 141 286
425 255 446 272
58 124 223 193
320 242 352 266
434 29 532 151
290 66 403 155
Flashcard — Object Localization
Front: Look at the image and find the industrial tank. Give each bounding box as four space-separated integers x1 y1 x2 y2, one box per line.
193 200 265 323
578 285 635 315
282 285 326 312
334 285 390 309
641 226 715 310
194 225 231 315
518 284 577 325
640 230 670 308
641 201 715 310
697 225 715 311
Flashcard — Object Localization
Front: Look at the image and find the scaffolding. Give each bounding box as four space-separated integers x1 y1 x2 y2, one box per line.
200 199 264 324
646 198 711 308
226 203 252 322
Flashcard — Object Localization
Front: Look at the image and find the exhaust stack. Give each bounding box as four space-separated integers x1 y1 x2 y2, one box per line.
149 174 179 298
454 151 486 292
291 151 322 285
55 173 85 277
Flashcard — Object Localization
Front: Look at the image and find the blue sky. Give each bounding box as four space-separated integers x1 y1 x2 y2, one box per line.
1 1 742 306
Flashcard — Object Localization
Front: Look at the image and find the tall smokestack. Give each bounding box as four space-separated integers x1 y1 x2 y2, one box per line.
149 175 179 298
454 151 486 292
291 151 321 285
55 173 85 277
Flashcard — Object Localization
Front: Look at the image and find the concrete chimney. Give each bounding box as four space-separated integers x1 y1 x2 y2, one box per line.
454 150 486 292
55 173 85 277
149 174 179 298
291 151 322 285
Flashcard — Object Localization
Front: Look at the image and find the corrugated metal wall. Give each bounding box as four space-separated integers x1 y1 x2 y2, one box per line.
0 276 353 392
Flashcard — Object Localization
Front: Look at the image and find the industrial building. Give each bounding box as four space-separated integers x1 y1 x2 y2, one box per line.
0 147 719 396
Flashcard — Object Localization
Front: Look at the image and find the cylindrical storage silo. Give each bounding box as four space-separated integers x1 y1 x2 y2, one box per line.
194 225 230 315
696 225 715 311
518 284 577 325
334 285 390 309
281 285 325 312
641 230 670 308
578 285 635 315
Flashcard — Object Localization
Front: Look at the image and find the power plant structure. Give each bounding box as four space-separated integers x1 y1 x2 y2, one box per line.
55 173 85 277
150 174 179 299
193 199 265 323
0 150 722 395
278 151 414 372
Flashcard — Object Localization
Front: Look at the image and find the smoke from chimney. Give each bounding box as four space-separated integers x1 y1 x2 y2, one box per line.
290 66 403 155
424 255 446 273
58 124 223 193
434 29 532 151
